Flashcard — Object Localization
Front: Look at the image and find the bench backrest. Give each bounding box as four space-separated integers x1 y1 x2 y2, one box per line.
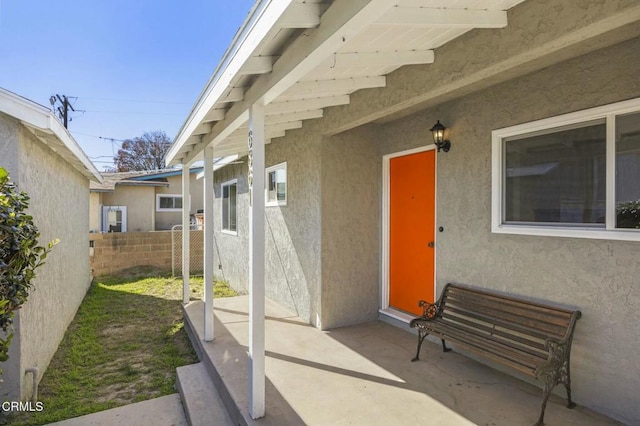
439 283 581 348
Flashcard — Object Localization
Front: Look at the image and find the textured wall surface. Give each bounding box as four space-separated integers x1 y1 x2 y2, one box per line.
102 186 155 232
90 230 204 276
320 127 381 329
0 114 19 174
211 123 323 326
155 173 204 231
212 160 250 293
376 36 640 425
1 125 92 401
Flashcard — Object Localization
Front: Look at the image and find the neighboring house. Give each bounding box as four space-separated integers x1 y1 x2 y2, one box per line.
90 168 204 232
166 0 640 424
0 88 102 401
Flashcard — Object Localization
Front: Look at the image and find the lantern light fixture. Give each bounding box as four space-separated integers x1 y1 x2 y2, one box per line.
430 120 451 153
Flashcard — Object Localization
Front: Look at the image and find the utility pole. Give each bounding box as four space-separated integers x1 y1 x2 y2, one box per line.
49 94 77 129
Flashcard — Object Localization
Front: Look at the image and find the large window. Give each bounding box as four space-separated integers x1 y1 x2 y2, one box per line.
156 194 182 212
492 98 640 241
266 162 287 206
222 179 237 234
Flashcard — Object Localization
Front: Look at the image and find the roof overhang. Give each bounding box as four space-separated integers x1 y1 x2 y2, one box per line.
167 0 640 166
0 88 103 183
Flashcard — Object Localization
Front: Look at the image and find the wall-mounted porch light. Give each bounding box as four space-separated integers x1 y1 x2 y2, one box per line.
430 120 451 153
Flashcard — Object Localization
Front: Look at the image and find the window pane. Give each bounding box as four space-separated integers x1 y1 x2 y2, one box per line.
229 183 237 232
276 169 286 201
616 112 640 229
504 122 606 225
268 171 277 202
222 185 229 230
159 197 173 209
175 197 183 209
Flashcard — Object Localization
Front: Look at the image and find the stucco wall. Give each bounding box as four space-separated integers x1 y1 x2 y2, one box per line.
211 123 323 326
2 124 91 401
212 161 250 293
375 36 640 425
155 173 204 231
102 185 155 232
320 127 381 329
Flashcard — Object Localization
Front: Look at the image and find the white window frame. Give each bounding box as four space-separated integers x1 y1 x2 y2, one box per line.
221 178 238 235
265 162 287 207
492 97 640 242
156 194 183 212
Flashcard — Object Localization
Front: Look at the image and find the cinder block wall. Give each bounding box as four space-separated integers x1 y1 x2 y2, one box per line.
90 230 204 276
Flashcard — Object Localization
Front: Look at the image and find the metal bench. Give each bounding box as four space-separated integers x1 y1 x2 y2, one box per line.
409 283 581 426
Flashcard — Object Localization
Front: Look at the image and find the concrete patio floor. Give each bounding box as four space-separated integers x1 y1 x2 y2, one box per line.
184 296 620 426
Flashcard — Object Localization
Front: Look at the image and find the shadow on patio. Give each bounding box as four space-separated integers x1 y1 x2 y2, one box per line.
184 296 620 426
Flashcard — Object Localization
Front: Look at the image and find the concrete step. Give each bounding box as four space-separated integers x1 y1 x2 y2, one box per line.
176 363 233 426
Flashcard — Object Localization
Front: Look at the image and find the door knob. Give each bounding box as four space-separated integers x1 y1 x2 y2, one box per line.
428 241 435 248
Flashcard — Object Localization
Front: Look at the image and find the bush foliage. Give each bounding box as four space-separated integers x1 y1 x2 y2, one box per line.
0 167 55 374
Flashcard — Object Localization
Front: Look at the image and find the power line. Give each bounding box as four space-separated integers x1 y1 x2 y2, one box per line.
82 109 182 116
81 96 189 105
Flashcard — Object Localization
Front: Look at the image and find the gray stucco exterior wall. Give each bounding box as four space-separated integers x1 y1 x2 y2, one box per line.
320 128 381 329
212 123 323 326
0 119 92 401
375 36 640 425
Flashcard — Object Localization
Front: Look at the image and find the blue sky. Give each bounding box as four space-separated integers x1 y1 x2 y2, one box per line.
0 0 255 170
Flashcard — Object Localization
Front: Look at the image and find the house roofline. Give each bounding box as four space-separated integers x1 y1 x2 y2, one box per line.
0 87 103 183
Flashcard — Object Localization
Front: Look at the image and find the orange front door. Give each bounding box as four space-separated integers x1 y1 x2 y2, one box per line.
389 150 435 316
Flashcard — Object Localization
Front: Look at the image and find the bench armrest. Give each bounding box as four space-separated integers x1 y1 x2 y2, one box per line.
417 300 439 320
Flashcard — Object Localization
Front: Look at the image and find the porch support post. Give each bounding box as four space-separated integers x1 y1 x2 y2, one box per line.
181 162 192 304
248 101 266 419
203 145 215 341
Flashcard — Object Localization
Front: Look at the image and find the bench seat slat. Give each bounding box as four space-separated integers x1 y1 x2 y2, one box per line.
443 299 569 339
444 305 561 341
439 312 548 356
421 320 545 372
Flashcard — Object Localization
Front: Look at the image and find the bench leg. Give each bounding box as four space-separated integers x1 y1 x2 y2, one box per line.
411 330 427 362
441 339 452 353
536 381 553 426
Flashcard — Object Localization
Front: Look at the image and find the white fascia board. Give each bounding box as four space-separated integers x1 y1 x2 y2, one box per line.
166 0 295 165
0 88 102 182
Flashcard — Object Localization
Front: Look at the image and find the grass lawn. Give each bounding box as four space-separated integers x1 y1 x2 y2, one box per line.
8 267 237 425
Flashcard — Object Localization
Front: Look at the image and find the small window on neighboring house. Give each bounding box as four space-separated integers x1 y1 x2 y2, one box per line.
222 180 237 234
492 98 640 241
266 162 287 206
157 194 183 212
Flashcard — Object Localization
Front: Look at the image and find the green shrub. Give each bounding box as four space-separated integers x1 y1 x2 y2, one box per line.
0 167 56 375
